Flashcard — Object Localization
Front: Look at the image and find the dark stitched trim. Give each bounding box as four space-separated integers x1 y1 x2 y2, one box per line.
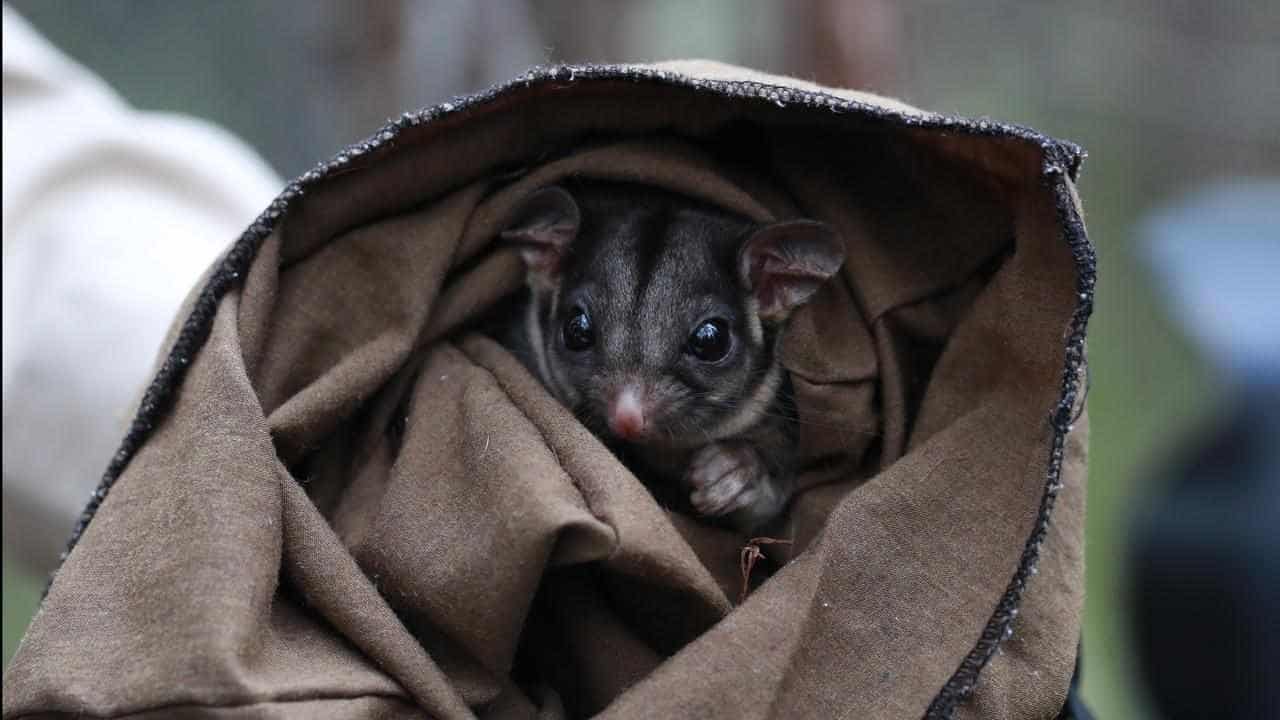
924 164 1095 718
43 64 1094 719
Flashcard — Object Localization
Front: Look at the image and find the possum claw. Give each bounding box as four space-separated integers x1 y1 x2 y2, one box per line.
686 441 785 530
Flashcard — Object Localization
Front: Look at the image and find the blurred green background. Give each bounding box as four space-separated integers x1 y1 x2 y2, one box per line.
5 2 1277 716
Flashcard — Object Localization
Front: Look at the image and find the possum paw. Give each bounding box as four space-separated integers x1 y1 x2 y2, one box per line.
686 441 785 530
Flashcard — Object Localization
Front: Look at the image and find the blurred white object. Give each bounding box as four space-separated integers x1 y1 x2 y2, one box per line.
1139 179 1280 383
2 5 282 574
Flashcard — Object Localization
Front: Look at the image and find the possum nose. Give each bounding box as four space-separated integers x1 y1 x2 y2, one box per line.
607 386 647 441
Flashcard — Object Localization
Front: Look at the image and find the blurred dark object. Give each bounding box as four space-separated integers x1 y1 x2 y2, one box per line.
1130 180 1280 719
1057 646 1096 720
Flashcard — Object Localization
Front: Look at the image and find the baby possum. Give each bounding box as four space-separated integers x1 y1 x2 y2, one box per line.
496 181 845 532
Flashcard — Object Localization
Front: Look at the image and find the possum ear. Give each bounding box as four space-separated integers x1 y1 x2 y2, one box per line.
739 220 846 322
500 186 580 287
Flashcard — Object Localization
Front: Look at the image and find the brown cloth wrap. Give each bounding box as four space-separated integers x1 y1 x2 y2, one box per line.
3 61 1092 720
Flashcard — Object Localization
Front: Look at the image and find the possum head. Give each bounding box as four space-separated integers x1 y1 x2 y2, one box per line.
501 181 845 449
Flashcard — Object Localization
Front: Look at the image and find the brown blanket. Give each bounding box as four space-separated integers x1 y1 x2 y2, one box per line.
3 61 1093 720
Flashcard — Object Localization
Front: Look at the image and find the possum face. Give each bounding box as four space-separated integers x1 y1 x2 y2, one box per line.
501 181 844 449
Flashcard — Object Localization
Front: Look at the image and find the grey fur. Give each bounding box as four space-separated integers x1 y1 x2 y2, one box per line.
497 180 845 531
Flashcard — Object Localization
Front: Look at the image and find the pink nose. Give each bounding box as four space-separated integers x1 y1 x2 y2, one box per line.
607 387 647 441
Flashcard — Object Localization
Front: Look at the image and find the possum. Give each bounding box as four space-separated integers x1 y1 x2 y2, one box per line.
494 180 845 532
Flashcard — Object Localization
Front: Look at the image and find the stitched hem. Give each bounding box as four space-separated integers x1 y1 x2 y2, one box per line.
923 166 1094 719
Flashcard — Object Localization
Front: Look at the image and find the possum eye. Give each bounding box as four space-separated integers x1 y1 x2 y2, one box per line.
563 307 595 351
686 318 731 362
